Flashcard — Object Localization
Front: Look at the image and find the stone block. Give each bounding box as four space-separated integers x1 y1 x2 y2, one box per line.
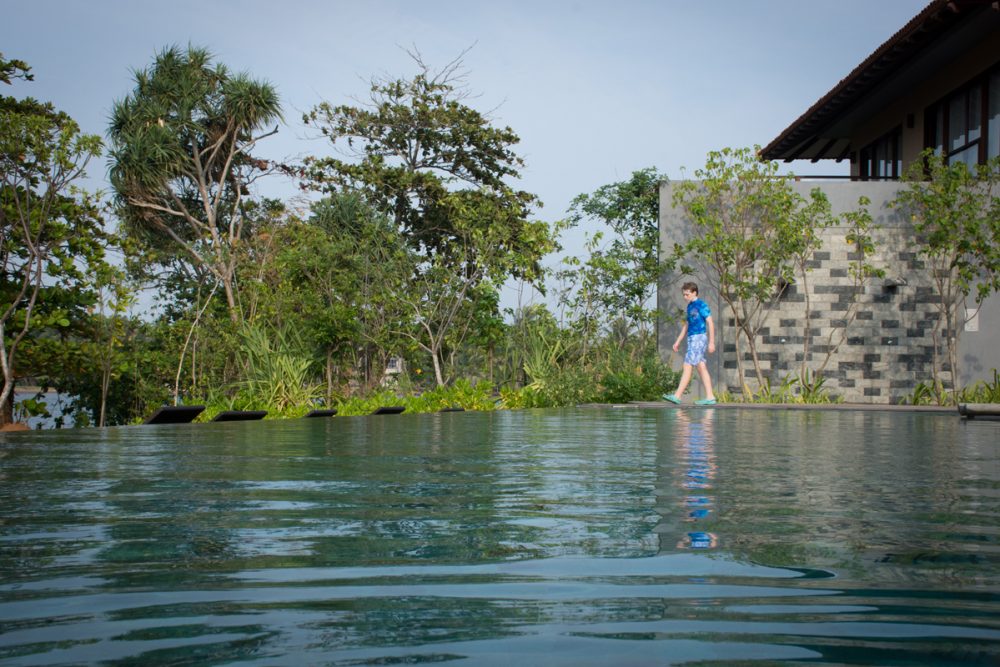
839 361 867 371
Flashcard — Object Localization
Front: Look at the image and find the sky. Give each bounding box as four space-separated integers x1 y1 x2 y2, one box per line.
3 0 930 312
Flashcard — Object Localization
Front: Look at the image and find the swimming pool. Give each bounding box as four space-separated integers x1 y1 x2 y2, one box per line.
1 407 998 665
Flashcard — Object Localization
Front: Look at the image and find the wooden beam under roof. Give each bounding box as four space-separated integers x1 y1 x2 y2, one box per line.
811 139 839 162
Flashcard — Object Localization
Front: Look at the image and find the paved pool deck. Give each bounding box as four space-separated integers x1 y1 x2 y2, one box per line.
580 401 973 416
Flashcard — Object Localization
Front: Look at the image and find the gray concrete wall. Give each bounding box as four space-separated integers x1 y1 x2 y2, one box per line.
659 180 1000 403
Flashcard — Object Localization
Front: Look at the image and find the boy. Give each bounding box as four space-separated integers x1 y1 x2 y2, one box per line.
663 282 717 406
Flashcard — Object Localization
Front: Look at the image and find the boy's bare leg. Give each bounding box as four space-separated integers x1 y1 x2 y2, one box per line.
674 364 694 398
695 361 715 400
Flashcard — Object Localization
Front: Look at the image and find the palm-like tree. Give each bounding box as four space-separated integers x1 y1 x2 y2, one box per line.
108 45 281 322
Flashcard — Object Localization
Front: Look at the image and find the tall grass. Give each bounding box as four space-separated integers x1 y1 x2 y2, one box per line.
215 325 322 417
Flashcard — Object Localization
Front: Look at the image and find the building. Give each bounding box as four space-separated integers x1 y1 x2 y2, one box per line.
659 0 1000 403
761 0 1000 177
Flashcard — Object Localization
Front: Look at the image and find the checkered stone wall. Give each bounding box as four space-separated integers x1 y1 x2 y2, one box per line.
717 224 950 403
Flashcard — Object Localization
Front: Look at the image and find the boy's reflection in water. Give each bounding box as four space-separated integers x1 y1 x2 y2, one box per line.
674 408 719 550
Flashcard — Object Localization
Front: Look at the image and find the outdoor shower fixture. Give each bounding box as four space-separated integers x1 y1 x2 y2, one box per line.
883 276 907 292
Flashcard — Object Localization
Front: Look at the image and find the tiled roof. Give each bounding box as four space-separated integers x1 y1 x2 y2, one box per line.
760 0 999 162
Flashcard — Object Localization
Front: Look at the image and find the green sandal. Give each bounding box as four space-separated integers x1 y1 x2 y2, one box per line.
663 394 681 405
694 398 717 406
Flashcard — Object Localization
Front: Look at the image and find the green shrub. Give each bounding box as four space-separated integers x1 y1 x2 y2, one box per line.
498 385 536 409
959 370 1000 403
723 372 840 404
402 380 498 412
599 353 680 403
903 379 951 406
334 380 499 416
334 389 406 416
235 325 322 412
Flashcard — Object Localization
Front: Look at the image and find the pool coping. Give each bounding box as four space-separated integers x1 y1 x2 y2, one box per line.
582 401 959 415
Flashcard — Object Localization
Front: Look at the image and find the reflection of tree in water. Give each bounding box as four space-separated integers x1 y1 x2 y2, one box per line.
673 409 718 550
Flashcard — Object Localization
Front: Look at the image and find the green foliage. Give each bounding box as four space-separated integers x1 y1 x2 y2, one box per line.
892 151 1000 396
334 380 497 416
564 167 666 338
904 370 1000 406
598 349 680 404
43 311 193 427
522 364 600 408
499 320 679 408
302 53 547 279
721 371 840 404
960 370 1000 403
401 379 497 412
302 55 557 388
0 53 33 85
746 376 798 404
795 370 839 404
500 353 680 409
238 194 412 397
12 394 47 426
896 151 1000 306
903 379 952 406
398 208 519 387
798 196 886 379
108 44 282 320
1 58 107 425
520 316 566 394
494 303 560 389
498 385 535 410
333 389 407 417
229 324 322 414
842 196 886 285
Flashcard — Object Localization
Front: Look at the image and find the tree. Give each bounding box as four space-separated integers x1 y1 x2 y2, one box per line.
784 189 836 378
566 168 666 341
1 53 33 86
36 269 144 428
893 150 1000 397
1 66 105 426
302 53 556 387
238 194 413 398
807 197 884 379
670 147 833 394
108 45 282 323
302 51 549 280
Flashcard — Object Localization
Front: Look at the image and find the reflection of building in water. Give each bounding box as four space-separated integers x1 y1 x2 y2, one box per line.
674 409 718 550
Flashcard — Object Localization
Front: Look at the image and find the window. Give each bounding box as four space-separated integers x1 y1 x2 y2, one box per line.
859 127 901 180
989 69 1000 160
926 64 1000 167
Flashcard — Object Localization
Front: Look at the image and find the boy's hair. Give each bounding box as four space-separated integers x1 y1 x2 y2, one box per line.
681 281 699 294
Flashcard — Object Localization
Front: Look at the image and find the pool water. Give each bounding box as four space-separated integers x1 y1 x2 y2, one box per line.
1 407 998 665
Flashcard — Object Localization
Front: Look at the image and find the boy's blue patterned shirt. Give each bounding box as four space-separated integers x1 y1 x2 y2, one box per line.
687 299 711 336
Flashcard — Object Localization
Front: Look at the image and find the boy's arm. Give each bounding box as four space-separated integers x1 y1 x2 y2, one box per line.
706 316 716 353
673 323 688 351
